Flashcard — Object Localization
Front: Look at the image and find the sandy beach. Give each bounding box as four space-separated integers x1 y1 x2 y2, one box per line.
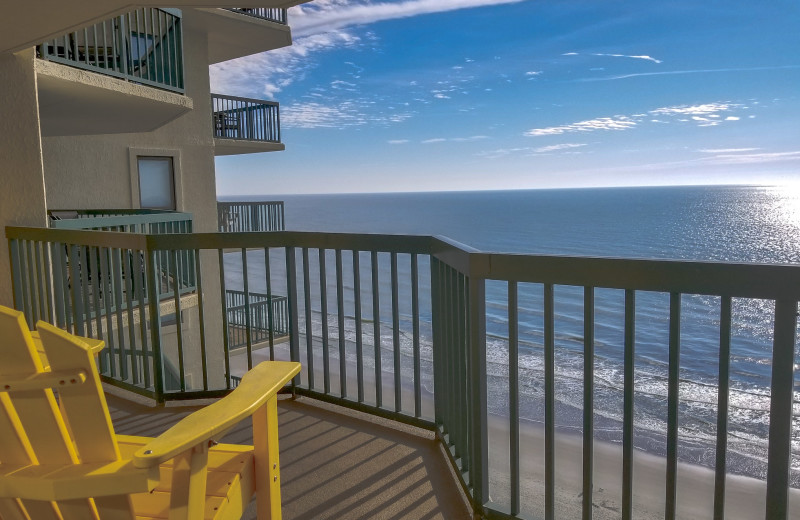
231 340 800 519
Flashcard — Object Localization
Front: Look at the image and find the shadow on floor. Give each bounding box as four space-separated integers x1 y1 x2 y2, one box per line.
106 393 472 520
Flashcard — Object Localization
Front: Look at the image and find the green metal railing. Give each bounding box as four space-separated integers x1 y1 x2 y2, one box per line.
37 8 184 93
49 209 193 233
6 227 800 520
225 8 288 25
217 201 285 232
226 289 289 354
211 94 280 143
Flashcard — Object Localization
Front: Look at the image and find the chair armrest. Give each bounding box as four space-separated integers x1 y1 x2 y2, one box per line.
0 460 158 501
133 361 300 468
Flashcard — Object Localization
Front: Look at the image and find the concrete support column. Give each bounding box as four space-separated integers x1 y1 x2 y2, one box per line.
0 48 47 307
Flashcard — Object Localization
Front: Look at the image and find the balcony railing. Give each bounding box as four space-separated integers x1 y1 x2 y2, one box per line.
226 289 289 353
212 94 280 143
37 8 184 93
49 209 193 233
6 227 800 519
225 7 288 25
217 201 285 232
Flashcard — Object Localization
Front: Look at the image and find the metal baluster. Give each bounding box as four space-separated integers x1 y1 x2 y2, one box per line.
582 286 595 520
336 249 347 397
303 248 314 389
391 252 401 412
622 289 636 520
666 293 681 519
713 296 732 520
509 281 520 516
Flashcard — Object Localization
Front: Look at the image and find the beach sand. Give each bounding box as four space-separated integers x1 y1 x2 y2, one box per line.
231 341 800 519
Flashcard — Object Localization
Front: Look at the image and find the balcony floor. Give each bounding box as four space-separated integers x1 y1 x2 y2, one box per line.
106 392 472 520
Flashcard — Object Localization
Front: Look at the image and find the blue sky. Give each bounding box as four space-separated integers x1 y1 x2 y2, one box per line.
212 0 800 195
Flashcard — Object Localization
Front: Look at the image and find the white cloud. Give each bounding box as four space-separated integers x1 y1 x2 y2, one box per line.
331 79 357 89
452 135 489 142
212 0 527 100
422 135 488 144
388 139 410 144
290 0 526 38
525 101 747 138
525 116 637 136
477 143 586 158
650 102 744 116
210 30 363 98
705 151 800 165
475 146 533 159
534 143 587 153
597 53 661 63
580 65 800 82
698 148 759 153
282 100 412 129
526 71 542 76
563 52 662 63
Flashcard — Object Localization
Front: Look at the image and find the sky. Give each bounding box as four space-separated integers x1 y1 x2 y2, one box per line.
211 0 800 195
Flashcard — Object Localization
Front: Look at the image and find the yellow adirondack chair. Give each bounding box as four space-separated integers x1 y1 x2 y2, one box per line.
0 305 300 520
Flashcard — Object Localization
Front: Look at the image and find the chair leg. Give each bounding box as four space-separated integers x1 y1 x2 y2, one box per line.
253 396 281 520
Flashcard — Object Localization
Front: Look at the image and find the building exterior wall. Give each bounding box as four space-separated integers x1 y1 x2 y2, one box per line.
0 48 48 306
33 16 226 385
41 17 218 234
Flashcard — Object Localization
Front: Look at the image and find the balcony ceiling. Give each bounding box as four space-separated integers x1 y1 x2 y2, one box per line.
2 1 308 55
36 60 193 137
214 138 285 156
187 9 292 65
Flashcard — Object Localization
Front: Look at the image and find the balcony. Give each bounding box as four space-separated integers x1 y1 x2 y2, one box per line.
6 226 800 519
217 201 286 232
35 8 191 136
188 8 291 64
212 94 284 155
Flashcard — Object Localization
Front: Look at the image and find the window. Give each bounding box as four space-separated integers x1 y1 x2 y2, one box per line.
138 156 175 210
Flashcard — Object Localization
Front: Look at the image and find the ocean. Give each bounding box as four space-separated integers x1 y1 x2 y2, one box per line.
223 185 800 483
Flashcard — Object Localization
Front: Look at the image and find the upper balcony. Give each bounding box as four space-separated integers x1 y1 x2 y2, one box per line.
35 7 192 136
217 200 286 232
1 1 311 55
188 7 291 64
212 93 284 155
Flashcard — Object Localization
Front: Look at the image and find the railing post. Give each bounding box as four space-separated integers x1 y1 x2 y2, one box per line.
285 247 301 390
431 258 444 429
765 299 797 519
468 272 488 509
145 247 165 402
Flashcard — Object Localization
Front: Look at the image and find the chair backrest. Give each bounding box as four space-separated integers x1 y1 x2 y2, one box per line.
0 306 135 519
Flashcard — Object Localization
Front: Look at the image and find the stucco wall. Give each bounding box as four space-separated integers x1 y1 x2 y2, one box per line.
39 15 226 388
41 18 218 234
0 48 47 307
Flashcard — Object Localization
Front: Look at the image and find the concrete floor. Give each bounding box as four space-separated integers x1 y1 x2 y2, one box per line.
106 391 473 520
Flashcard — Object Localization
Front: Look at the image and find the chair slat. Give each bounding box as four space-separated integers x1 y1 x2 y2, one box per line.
38 322 120 463
38 322 136 520
0 308 77 464
0 499 29 520
55 498 99 519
